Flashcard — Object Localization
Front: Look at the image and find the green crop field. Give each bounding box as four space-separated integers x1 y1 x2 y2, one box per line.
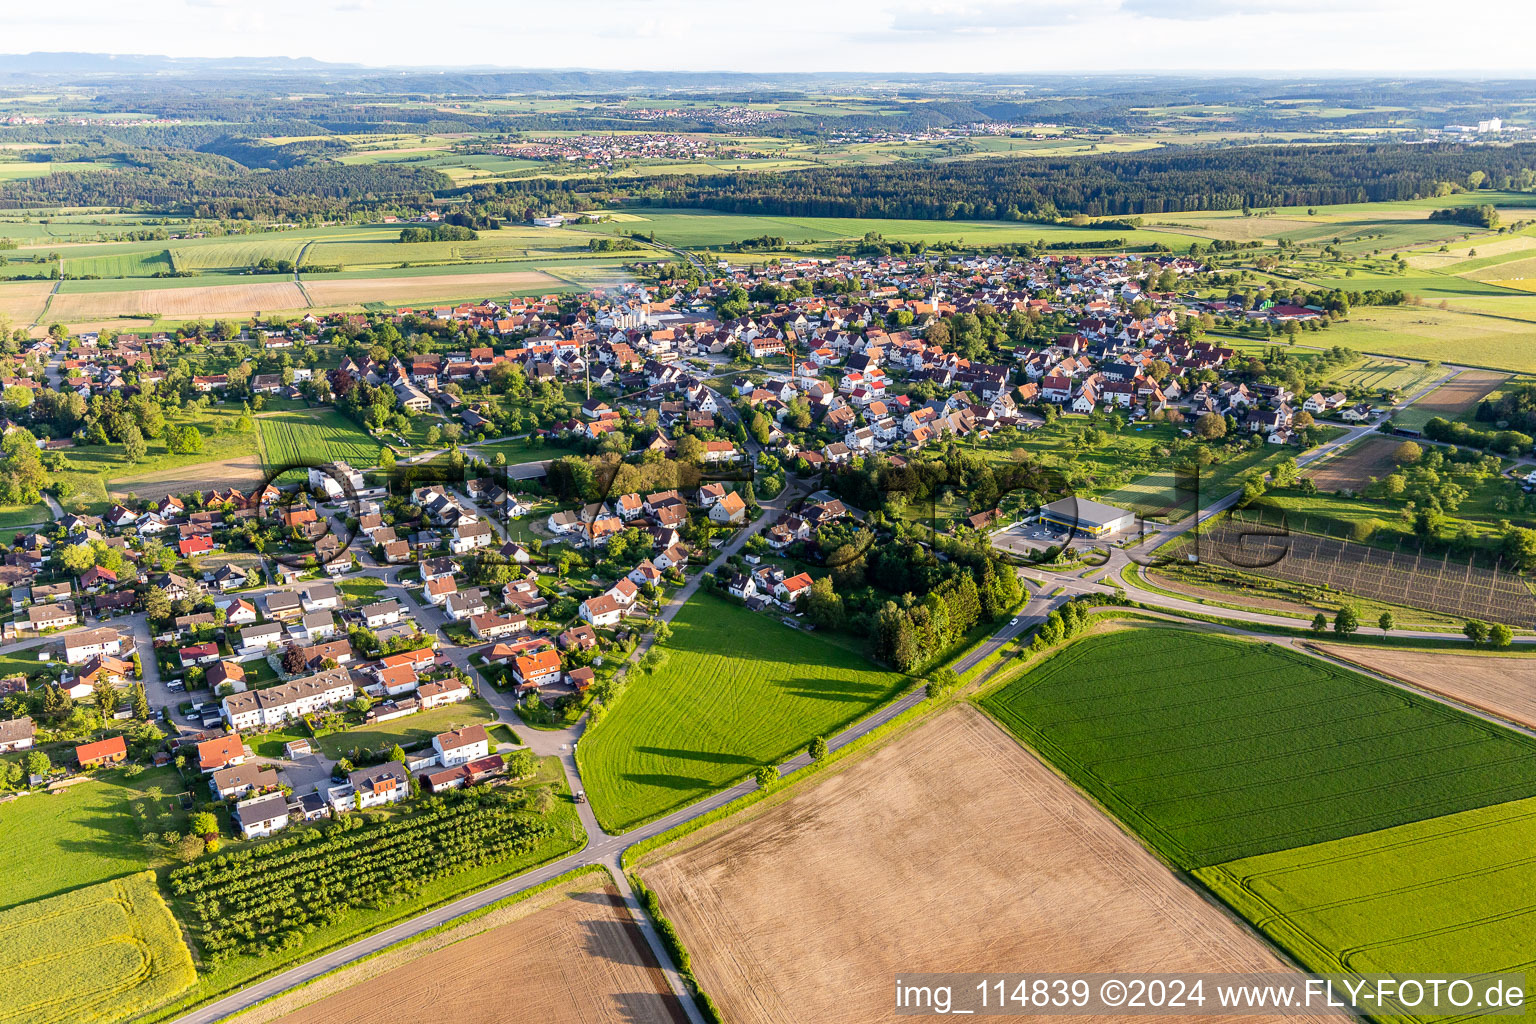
1325 356 1436 395
65 249 173 279
170 238 307 272
980 628 1536 869
1199 796 1536 1021
578 593 909 832
0 872 195 1024
255 409 383 470
0 766 186 912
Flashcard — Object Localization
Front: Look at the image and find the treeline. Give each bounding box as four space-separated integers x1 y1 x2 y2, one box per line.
399 224 478 243
1421 416 1534 456
1429 204 1500 228
640 144 1536 219
1477 382 1536 435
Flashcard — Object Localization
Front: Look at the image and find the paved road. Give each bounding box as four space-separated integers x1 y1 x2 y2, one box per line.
166 353 1535 1021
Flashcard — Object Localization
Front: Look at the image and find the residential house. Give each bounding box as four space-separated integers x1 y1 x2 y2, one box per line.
221 667 355 730
197 733 247 773
76 735 127 768
433 724 489 767
235 792 290 838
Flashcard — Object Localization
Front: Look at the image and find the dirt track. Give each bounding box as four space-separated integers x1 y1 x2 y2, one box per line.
254 878 688 1024
1317 644 1536 729
642 707 1336 1024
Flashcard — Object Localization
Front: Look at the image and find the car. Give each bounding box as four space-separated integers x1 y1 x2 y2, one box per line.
1010 617 1020 626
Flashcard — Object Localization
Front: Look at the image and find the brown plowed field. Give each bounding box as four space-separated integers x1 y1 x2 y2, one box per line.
303 270 559 306
642 707 1335 1024
252 878 688 1024
1412 370 1508 418
108 455 267 503
1305 435 1400 492
46 281 307 320
1316 644 1536 729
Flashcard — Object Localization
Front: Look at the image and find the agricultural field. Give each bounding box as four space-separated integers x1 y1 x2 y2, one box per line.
64 249 173 279
572 207 1204 252
1316 644 1536 731
1199 796 1536 1019
641 708 1330 1024
1320 305 1536 374
577 593 909 832
245 876 688 1024
0 767 185 912
45 280 307 321
302 269 564 307
169 238 308 272
0 279 54 324
0 872 195 1024
1323 356 1435 396
980 627 1536 868
108 454 267 506
1303 435 1401 492
1391 369 1507 430
255 409 384 472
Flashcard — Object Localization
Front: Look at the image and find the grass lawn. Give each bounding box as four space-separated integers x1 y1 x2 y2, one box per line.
336 576 390 606
0 647 48 682
468 436 555 465
255 408 383 472
1199 796 1536 1018
54 404 254 513
980 627 1536 869
316 699 501 760
0 766 186 912
486 723 522 747
577 592 909 832
0 503 52 532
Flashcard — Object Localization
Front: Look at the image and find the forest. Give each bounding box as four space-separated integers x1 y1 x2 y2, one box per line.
645 144 1536 220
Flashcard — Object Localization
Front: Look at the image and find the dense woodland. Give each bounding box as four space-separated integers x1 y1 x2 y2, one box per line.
648 145 1536 220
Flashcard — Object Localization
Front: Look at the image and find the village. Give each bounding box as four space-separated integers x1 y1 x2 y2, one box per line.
0 245 1403 862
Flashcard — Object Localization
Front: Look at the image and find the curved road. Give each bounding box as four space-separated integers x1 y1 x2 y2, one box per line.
166 357 1529 1021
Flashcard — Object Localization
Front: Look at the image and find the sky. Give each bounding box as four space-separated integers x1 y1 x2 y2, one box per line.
8 0 1536 76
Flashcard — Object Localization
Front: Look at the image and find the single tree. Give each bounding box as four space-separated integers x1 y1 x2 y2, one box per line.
1378 611 1394 635
808 735 828 762
1310 613 1328 634
754 764 778 790
189 811 219 839
1464 619 1490 644
1333 606 1359 636
1489 623 1514 648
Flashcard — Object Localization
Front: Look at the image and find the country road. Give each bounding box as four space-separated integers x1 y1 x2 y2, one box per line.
160 355 1536 1023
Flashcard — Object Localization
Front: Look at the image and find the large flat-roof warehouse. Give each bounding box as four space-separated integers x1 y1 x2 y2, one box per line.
1039 496 1136 538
